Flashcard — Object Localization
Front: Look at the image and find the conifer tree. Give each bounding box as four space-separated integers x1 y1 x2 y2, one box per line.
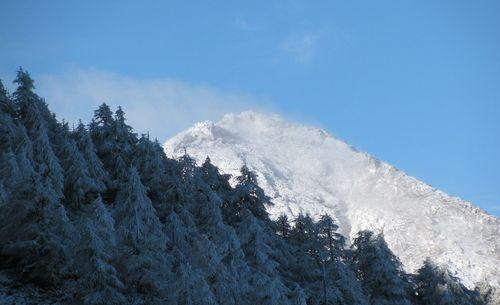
316 214 345 262
291 214 367 304
89 103 115 171
236 209 290 305
178 153 199 183
61 139 101 209
72 121 109 191
171 261 218 305
164 208 231 305
89 104 139 202
230 165 272 223
0 142 74 285
0 121 30 196
415 259 482 305
328 259 369 305
49 119 72 161
133 135 169 203
0 79 15 115
112 167 172 299
201 157 237 225
201 157 232 193
77 196 126 305
0 151 19 197
14 68 64 199
112 106 137 160
1 72 73 284
276 214 291 238
0 79 8 102
190 171 254 305
287 213 336 305
352 230 412 305
0 85 20 193
113 167 166 249
289 214 322 262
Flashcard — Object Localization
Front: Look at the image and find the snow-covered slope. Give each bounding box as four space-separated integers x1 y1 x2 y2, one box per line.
164 111 499 288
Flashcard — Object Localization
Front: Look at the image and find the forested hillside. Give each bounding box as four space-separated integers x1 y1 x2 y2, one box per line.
0 69 493 304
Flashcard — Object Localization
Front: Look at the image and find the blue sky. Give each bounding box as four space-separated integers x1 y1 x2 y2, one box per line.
1 0 499 215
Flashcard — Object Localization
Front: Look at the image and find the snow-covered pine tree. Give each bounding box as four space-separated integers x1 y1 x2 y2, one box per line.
0 72 74 285
352 230 413 305
0 152 20 209
113 166 166 247
60 139 101 209
89 103 114 145
276 214 291 238
171 261 218 305
288 214 321 260
112 166 172 300
0 80 14 166
178 152 199 183
10 69 60 143
316 214 345 262
0 111 30 197
415 258 482 305
14 68 64 199
0 81 20 195
72 121 109 192
133 135 170 204
89 103 116 174
189 164 253 305
328 259 369 305
163 208 228 305
49 118 73 162
162 158 232 303
112 106 137 161
228 165 272 224
201 157 232 194
287 213 339 305
77 196 126 305
89 104 138 202
201 157 240 226
0 139 74 285
314 214 368 305
236 209 290 305
0 78 15 115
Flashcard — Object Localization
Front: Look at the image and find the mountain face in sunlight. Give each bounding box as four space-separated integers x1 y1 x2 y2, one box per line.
165 111 499 289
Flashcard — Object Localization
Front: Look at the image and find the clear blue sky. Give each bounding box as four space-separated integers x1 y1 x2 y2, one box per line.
1 1 499 215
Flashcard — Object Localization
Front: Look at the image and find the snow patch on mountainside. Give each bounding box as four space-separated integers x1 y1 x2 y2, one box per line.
164 111 499 288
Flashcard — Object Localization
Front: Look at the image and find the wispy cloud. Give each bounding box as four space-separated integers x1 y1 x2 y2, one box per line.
281 32 319 64
31 68 269 141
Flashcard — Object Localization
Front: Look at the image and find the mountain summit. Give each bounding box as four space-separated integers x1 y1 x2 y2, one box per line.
164 111 499 288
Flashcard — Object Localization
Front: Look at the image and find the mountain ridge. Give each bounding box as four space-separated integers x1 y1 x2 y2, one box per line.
164 110 499 288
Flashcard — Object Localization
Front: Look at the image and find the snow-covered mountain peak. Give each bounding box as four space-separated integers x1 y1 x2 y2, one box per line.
187 120 216 139
164 111 499 289
218 111 340 146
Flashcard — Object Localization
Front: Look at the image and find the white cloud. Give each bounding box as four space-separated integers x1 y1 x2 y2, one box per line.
282 32 318 64
34 68 270 141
